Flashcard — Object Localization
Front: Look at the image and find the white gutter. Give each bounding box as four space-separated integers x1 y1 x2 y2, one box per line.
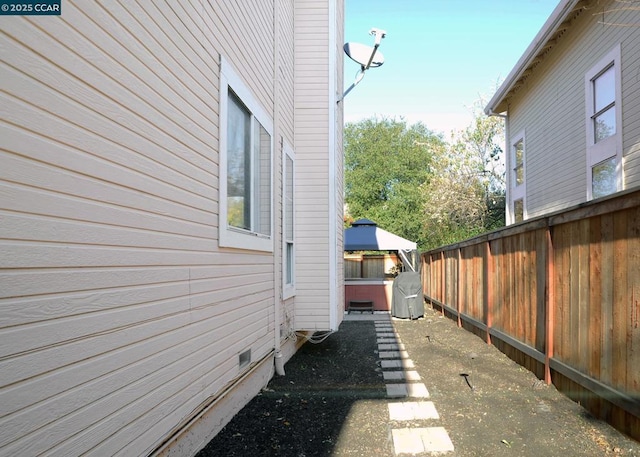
485 0 581 115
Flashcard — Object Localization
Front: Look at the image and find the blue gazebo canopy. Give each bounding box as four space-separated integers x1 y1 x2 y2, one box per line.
344 219 417 251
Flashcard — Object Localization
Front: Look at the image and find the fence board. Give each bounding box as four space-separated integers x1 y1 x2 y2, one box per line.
535 228 547 352
629 208 640 394
589 216 603 381
613 210 628 393
516 236 525 344
579 219 590 374
600 212 615 386
569 223 581 370
556 224 570 362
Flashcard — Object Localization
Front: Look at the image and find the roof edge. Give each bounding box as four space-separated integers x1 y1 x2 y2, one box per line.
485 0 581 116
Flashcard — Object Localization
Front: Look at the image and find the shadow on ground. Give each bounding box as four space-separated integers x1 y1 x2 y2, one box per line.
197 321 389 456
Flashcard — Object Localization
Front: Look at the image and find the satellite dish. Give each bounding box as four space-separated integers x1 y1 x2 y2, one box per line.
344 42 384 68
339 28 387 102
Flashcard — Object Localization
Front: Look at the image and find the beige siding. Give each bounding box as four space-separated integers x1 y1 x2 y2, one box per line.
621 8 640 188
506 1 640 218
276 0 296 338
0 0 318 454
206 1 275 114
294 0 331 330
278 0 296 144
335 0 346 316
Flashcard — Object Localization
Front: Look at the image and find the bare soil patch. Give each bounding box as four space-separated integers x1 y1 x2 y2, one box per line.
198 306 640 456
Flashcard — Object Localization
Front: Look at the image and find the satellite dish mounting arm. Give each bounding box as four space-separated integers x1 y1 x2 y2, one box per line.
340 28 386 102
364 28 386 70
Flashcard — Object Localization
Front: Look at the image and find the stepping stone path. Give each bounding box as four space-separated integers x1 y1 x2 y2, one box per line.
374 319 455 456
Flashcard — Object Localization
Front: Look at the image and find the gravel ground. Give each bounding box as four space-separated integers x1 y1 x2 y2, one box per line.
197 305 640 456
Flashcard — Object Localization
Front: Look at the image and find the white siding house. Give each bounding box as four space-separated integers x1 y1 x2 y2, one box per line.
486 0 640 224
0 1 344 456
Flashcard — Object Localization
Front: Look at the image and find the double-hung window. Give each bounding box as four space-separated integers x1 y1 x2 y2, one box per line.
585 45 622 200
220 57 273 251
510 130 526 224
283 144 295 298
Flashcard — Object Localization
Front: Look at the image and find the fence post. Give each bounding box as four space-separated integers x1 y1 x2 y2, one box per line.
485 240 493 345
457 248 462 327
440 251 445 316
545 225 555 385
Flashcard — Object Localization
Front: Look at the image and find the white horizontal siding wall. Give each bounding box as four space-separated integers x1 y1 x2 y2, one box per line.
277 0 297 334
0 1 282 455
620 4 640 189
335 0 346 318
294 0 332 331
507 1 640 218
278 0 296 147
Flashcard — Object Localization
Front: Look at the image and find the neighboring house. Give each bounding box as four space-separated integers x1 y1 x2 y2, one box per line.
486 0 640 224
0 1 344 456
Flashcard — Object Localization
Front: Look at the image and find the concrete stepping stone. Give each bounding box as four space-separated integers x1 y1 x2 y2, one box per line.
378 343 405 351
392 427 454 454
383 370 421 381
381 359 415 369
378 350 410 359
386 383 429 398
388 401 440 421
377 337 401 344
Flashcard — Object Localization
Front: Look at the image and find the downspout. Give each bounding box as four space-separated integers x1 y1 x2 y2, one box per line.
273 0 285 376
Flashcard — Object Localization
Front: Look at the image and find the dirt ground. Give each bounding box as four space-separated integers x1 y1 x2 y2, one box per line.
198 305 640 456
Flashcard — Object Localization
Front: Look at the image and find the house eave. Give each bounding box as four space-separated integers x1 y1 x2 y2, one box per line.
485 0 583 116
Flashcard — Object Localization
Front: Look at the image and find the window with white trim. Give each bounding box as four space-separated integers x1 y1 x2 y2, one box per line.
513 199 524 223
585 45 622 200
283 144 295 298
509 130 526 224
219 57 273 251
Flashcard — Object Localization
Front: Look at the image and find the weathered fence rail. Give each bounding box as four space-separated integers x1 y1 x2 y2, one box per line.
421 189 640 440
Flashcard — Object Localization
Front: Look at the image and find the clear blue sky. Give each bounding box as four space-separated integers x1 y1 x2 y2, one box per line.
343 0 560 135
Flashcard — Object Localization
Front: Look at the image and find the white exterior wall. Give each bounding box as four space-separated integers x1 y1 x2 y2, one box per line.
335 0 346 317
0 1 341 455
505 0 640 219
276 0 297 339
620 10 640 188
294 0 344 331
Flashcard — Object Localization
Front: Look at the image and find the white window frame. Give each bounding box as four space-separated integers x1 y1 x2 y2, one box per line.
509 129 526 224
282 142 295 299
585 44 623 201
219 56 274 251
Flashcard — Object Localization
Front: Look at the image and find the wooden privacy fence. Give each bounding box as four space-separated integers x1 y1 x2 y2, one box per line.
421 189 640 440
344 253 399 279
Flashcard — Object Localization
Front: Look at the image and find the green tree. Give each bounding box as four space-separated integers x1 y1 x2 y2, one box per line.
344 117 446 249
418 98 506 249
418 143 488 249
455 97 506 231
344 106 505 252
